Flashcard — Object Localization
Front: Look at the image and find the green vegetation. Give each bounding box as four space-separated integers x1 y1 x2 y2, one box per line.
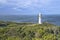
0 21 60 40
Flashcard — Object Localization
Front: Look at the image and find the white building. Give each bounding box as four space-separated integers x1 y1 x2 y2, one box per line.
38 13 42 24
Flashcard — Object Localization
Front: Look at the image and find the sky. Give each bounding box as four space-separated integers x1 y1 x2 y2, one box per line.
0 0 60 15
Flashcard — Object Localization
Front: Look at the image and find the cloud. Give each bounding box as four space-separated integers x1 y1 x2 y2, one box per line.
0 0 7 4
0 0 52 10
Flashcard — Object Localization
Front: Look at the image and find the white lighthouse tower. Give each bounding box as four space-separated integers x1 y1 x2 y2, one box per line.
38 13 42 24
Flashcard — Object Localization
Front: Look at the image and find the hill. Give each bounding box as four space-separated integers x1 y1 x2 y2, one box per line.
0 21 60 40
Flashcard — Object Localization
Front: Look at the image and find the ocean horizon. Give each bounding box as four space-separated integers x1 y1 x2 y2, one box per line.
0 14 60 26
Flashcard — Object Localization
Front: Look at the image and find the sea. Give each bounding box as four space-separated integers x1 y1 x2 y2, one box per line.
0 15 60 26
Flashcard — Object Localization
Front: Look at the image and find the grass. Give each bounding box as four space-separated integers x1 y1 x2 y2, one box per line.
0 21 60 40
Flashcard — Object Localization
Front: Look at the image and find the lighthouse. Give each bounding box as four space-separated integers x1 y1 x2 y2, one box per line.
38 13 42 24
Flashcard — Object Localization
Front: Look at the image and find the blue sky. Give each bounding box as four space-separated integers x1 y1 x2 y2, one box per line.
0 0 60 15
